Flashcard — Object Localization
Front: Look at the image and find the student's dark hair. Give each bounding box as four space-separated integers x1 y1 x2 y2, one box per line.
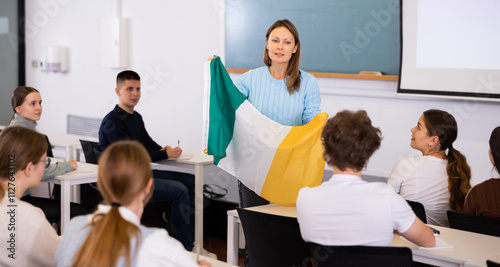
0 127 47 200
422 109 471 212
321 110 382 172
263 19 302 95
9 86 40 125
489 126 500 175
73 141 153 267
116 70 141 88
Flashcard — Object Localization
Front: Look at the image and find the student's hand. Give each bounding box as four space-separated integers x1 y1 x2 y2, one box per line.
68 159 78 170
164 146 182 159
198 260 212 267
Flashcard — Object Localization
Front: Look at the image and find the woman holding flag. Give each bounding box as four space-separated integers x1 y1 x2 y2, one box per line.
234 19 322 209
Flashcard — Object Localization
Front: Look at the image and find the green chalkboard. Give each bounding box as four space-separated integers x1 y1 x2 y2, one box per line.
225 0 401 76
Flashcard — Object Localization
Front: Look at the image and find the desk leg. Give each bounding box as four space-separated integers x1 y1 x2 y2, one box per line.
227 214 239 265
60 180 71 234
66 146 73 161
193 164 204 254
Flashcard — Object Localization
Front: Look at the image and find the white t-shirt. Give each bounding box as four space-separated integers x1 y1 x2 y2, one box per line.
296 174 416 246
56 205 199 267
388 156 450 227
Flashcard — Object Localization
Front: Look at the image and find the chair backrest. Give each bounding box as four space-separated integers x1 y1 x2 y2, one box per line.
44 134 54 158
93 147 103 162
307 242 413 267
487 259 500 267
447 210 500 237
406 200 427 223
79 139 98 164
236 208 312 267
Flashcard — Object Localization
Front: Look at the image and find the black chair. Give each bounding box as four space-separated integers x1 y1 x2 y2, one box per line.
307 242 413 267
447 210 500 237
44 134 54 157
406 200 427 223
79 140 103 212
487 260 500 267
79 139 99 164
93 146 103 161
236 208 312 267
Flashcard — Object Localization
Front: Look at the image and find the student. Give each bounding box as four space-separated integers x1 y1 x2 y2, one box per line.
8 86 86 218
296 110 435 248
233 19 322 209
388 109 472 227
98 70 211 256
0 126 61 267
9 86 78 180
464 126 500 218
55 141 211 267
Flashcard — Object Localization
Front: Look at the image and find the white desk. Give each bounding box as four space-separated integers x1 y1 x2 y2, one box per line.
227 204 500 267
151 150 215 255
42 132 98 203
392 226 500 267
46 162 98 234
43 131 98 161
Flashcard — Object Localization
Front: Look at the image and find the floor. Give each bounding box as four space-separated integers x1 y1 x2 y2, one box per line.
204 234 245 266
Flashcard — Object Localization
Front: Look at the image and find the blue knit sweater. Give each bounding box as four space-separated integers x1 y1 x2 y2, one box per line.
234 66 321 126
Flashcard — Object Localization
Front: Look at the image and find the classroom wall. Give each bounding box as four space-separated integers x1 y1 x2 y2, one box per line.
25 0 500 203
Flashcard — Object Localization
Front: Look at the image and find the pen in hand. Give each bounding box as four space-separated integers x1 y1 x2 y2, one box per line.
178 140 180 147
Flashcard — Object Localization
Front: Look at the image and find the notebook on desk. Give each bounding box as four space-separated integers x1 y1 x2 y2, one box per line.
169 151 194 161
400 236 453 250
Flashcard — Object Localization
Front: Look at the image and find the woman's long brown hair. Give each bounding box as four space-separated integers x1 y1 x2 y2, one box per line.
423 109 471 212
263 19 302 95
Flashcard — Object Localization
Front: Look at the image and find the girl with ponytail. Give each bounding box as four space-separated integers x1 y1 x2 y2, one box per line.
55 141 211 267
388 109 471 226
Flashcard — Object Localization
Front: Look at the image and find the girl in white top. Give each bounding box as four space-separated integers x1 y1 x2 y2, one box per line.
55 141 210 267
388 109 472 226
0 126 61 267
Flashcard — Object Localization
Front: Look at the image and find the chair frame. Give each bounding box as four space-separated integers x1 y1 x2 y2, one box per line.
406 200 427 223
307 242 413 267
237 208 312 267
447 210 500 237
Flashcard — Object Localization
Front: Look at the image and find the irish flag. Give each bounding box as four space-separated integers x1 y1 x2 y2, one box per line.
202 57 328 205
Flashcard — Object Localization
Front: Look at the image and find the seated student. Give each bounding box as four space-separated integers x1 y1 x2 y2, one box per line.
297 110 435 247
0 127 61 267
98 70 213 256
8 86 87 218
464 126 500 218
387 109 471 227
55 141 211 267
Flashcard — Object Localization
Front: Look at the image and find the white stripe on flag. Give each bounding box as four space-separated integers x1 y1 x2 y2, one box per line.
202 60 211 153
218 100 292 194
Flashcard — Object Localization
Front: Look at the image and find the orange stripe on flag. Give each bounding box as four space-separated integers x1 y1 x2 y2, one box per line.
260 112 328 204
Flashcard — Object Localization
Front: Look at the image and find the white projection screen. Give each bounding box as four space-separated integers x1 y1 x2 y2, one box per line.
398 0 500 100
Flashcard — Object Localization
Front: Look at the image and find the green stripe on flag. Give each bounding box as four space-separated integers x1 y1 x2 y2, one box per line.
208 57 246 164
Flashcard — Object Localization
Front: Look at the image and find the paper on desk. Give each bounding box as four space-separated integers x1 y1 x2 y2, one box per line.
168 151 194 161
74 163 95 173
400 236 453 250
